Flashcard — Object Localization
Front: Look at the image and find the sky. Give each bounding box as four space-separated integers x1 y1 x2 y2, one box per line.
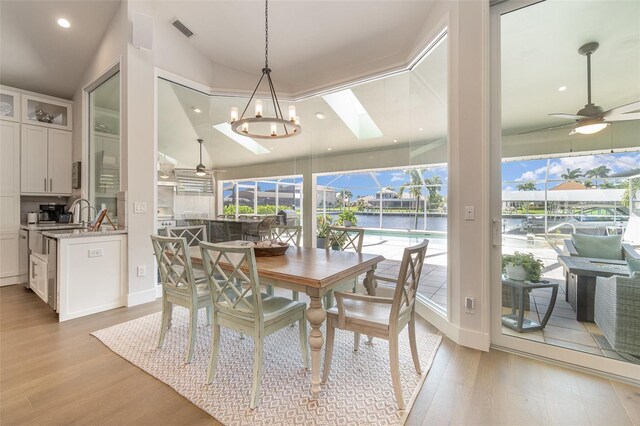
314 151 639 198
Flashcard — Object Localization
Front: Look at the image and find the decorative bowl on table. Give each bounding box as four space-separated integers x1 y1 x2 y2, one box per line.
245 240 290 257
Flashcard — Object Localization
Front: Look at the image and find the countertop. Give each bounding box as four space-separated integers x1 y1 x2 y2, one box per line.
41 228 128 239
21 223 85 231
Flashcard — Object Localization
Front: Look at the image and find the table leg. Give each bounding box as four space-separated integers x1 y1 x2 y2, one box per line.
306 295 326 398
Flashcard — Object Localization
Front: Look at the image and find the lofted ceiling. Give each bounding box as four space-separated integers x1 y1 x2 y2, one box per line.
0 0 121 99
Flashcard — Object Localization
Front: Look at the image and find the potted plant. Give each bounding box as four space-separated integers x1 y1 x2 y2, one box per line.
316 215 333 249
502 251 544 281
337 209 357 227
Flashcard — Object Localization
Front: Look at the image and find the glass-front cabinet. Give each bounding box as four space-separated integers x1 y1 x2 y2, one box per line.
0 87 20 122
22 94 72 130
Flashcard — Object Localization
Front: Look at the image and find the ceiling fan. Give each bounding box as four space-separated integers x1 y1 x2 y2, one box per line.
523 42 640 136
193 138 226 175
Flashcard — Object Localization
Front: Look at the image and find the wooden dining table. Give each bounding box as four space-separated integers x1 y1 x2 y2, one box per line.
187 244 385 398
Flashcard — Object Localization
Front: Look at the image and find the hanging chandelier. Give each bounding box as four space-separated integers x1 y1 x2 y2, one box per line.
230 0 301 139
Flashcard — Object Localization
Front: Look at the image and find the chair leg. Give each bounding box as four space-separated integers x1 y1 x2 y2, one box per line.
322 317 336 384
158 299 171 349
250 336 264 409
389 334 405 410
206 306 212 326
408 313 422 374
354 332 361 352
185 307 198 364
266 285 274 296
299 316 309 369
324 291 334 309
206 320 220 384
292 290 299 301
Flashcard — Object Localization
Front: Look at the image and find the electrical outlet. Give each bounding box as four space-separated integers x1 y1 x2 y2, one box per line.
134 202 147 214
464 206 475 221
465 297 475 313
137 265 146 277
88 248 104 258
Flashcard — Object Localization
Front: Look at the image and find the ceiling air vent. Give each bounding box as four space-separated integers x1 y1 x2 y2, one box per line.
172 19 194 38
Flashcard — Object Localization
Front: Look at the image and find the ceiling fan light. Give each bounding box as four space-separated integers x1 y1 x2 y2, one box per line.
574 121 609 135
195 164 207 176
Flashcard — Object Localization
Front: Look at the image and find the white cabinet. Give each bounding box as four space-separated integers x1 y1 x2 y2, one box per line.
21 124 72 195
22 94 71 131
0 121 20 193
30 253 48 303
0 87 20 122
0 234 19 278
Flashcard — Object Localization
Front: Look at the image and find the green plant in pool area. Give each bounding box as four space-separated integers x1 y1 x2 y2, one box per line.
337 209 358 226
316 215 333 238
501 251 544 281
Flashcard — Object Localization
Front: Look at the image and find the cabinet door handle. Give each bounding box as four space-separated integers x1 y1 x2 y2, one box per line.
32 262 37 279
50 178 52 192
44 178 47 192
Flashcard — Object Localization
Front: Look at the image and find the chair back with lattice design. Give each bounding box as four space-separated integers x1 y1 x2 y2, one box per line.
270 225 302 247
390 240 429 321
258 216 278 234
326 226 364 253
151 235 197 296
164 225 207 247
199 242 263 321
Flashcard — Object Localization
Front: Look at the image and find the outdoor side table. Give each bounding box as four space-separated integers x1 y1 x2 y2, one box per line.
501 277 558 333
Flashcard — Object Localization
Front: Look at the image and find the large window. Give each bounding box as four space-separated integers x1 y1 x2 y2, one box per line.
88 71 120 219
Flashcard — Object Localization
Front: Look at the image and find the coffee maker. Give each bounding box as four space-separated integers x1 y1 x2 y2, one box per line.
38 204 69 223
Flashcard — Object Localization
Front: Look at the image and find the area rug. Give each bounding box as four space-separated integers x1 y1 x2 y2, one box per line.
92 307 441 425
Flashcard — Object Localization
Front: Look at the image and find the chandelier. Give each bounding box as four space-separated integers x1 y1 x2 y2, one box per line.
230 0 301 139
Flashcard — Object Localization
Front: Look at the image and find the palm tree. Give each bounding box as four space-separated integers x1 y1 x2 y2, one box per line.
516 182 536 191
398 169 425 228
424 176 443 209
585 165 611 187
561 168 583 181
337 189 352 208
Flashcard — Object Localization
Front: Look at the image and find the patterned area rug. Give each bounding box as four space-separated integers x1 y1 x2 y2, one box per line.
92 308 441 425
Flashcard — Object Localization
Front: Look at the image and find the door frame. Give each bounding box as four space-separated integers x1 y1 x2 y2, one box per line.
488 0 639 383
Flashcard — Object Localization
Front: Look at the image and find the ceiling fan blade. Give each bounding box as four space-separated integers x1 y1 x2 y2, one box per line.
548 113 586 120
603 100 640 117
516 122 574 135
605 112 640 122
569 129 577 136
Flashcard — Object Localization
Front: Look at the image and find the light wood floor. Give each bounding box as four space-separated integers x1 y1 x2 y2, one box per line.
1 284 638 425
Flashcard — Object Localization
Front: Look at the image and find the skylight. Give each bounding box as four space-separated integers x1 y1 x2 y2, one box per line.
212 123 270 155
322 89 383 140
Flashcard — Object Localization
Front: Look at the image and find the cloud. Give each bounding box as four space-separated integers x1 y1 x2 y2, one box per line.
390 172 406 182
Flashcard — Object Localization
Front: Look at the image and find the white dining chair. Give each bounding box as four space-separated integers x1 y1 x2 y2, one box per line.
322 239 429 410
164 225 208 246
324 226 365 308
269 225 302 299
151 234 212 364
199 242 309 409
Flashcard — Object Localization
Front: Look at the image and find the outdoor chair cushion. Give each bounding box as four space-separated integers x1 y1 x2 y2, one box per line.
571 234 623 260
628 258 640 277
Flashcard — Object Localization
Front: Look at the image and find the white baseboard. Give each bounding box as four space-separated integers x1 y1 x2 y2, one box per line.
60 300 125 322
127 288 157 307
0 276 23 287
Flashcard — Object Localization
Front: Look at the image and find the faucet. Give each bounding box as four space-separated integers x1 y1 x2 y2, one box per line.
69 198 93 226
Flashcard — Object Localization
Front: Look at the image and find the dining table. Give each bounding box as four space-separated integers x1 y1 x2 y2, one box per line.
187 243 385 398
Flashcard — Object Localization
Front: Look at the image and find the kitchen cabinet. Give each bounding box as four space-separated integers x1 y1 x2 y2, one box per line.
22 94 72 131
0 234 19 279
18 229 28 283
0 87 20 122
30 252 48 303
21 124 72 195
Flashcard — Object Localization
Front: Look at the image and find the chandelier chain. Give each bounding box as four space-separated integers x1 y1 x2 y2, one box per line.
264 0 269 69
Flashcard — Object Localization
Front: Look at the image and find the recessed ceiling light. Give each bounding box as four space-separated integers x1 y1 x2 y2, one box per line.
192 107 202 113
270 147 274 150
558 86 567 92
393 139 398 143
418 128 423 131
315 112 326 119
57 18 71 28
327 147 332 151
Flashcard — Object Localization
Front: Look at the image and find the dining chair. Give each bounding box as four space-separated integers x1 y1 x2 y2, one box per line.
199 242 309 409
151 235 212 364
323 226 365 308
322 239 429 410
245 216 278 241
269 225 302 299
164 225 208 246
